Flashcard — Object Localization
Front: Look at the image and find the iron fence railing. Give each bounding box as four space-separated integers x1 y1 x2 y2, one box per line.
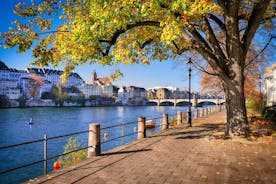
0 105 225 182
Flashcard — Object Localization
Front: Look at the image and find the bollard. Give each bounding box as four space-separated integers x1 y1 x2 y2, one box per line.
162 114 168 131
88 123 101 158
182 112 187 122
177 111 182 125
138 117 146 139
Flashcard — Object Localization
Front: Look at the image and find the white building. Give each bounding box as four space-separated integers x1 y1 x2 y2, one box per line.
26 68 83 87
0 61 84 99
78 83 114 99
39 80 52 98
264 63 276 106
78 83 102 98
0 80 18 94
4 88 20 99
102 85 113 97
117 86 147 105
117 87 129 105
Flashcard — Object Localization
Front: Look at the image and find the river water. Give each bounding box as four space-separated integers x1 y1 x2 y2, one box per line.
0 106 198 183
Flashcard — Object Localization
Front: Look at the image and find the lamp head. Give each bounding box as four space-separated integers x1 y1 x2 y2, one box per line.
187 57 193 65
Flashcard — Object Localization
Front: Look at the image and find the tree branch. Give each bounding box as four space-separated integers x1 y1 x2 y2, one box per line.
241 0 272 53
193 62 218 76
207 14 226 32
99 21 160 56
245 34 275 67
202 17 227 62
217 0 228 14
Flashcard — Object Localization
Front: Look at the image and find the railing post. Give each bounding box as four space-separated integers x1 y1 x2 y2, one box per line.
199 108 202 117
88 123 101 158
162 114 168 131
122 123 125 145
194 108 198 118
177 111 182 125
43 134 47 175
138 117 146 139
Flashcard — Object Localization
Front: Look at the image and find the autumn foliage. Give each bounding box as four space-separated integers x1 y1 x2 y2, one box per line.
201 63 261 99
29 74 44 98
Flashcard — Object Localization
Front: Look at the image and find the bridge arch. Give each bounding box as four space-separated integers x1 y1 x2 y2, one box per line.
176 101 191 106
146 101 158 106
159 101 174 106
197 101 216 107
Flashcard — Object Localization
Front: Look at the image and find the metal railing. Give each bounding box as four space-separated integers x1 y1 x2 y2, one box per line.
0 105 225 182
0 129 93 175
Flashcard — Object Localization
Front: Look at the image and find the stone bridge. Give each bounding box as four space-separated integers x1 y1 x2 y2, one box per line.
148 97 225 107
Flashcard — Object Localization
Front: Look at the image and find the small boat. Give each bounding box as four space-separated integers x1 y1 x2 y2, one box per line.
146 119 156 129
28 118 33 125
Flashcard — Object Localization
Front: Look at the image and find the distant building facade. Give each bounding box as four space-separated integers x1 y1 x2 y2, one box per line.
264 63 276 106
0 61 84 99
156 88 172 99
78 70 114 99
117 86 147 105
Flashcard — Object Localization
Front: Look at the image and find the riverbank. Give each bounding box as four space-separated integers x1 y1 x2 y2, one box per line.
27 110 276 184
1 99 154 108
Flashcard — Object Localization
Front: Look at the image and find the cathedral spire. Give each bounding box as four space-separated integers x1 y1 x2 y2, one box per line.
91 69 97 82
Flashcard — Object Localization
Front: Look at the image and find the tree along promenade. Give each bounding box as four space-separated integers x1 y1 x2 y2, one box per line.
26 109 276 184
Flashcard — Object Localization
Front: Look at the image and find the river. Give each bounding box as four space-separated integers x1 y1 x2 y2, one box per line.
0 106 201 183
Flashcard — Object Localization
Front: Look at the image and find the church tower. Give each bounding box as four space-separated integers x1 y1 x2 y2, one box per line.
91 70 97 82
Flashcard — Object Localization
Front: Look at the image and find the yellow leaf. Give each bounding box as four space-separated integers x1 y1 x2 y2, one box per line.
216 172 220 175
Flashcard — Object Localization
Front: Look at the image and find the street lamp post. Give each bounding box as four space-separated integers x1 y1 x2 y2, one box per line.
259 74 262 114
187 58 192 127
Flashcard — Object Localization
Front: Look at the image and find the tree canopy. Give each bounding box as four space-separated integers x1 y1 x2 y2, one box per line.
1 0 275 136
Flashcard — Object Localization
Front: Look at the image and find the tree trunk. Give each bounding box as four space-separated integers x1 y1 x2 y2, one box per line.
221 68 250 137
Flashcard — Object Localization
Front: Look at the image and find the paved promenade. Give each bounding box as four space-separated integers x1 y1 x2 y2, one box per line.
28 111 276 184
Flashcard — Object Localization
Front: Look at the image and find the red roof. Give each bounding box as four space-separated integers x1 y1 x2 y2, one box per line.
98 77 111 85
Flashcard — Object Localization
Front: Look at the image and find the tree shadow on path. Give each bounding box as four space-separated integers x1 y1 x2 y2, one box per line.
153 122 226 140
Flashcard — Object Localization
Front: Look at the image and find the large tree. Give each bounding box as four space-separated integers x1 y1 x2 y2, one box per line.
1 0 275 137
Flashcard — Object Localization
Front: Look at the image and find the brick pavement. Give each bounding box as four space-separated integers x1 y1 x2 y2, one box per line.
27 111 276 184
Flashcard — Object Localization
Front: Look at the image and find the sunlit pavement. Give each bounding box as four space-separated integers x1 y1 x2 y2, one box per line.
27 111 276 184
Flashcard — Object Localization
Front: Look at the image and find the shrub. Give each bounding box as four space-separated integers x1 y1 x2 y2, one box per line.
58 138 87 168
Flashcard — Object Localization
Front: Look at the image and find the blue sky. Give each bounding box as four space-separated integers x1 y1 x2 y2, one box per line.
0 0 201 90
0 1 274 91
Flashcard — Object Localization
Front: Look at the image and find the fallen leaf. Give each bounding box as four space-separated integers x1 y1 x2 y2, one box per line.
216 172 220 175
